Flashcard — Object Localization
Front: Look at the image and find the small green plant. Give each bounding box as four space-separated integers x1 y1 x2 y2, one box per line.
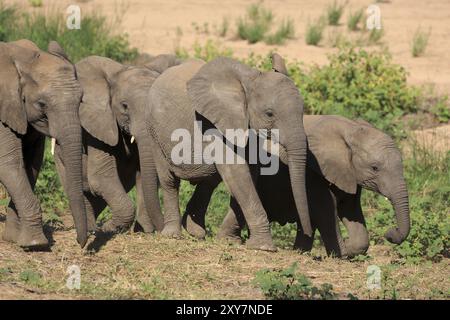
19 270 42 286
237 2 273 44
254 263 337 300
28 0 43 7
218 17 229 37
368 28 384 44
305 17 326 46
327 1 345 26
265 18 295 45
347 8 364 31
411 27 431 57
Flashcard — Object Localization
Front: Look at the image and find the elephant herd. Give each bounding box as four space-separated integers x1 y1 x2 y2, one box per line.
0 39 410 258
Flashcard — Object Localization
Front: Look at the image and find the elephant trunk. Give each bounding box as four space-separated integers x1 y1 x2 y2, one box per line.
137 135 164 231
58 122 88 248
286 128 312 237
385 181 410 244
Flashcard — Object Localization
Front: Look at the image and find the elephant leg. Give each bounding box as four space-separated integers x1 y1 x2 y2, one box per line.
217 196 246 244
87 145 134 234
309 177 347 258
84 192 107 232
0 125 47 248
160 173 182 238
182 179 219 239
216 163 276 251
337 188 369 257
135 170 160 233
3 131 45 244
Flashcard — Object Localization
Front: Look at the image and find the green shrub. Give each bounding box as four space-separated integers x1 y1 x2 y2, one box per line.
218 17 229 37
305 17 326 46
288 46 420 135
411 27 431 57
0 2 138 62
327 1 345 26
368 28 384 44
254 263 337 300
237 3 273 44
347 9 364 31
28 0 43 7
265 18 295 45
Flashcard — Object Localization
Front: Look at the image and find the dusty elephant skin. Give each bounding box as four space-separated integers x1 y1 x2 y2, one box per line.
144 54 311 252
53 55 181 236
214 115 411 258
0 40 87 249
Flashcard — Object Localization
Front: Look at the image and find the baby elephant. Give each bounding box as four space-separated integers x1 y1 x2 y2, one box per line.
189 115 410 258
54 54 181 235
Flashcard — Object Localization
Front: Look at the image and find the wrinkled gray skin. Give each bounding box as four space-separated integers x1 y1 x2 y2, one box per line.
214 115 411 258
54 55 181 234
144 54 311 252
0 40 87 249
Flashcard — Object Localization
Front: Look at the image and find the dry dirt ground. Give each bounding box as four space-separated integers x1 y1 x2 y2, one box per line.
0 213 448 300
0 0 449 300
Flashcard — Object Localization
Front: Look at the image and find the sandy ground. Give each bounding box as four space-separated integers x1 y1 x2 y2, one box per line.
6 0 450 96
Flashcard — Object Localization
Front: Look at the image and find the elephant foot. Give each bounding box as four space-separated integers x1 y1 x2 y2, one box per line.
161 222 182 239
343 239 368 258
2 212 21 243
182 213 206 239
294 234 314 253
133 219 155 233
216 230 242 245
99 220 132 234
246 236 277 252
17 226 49 250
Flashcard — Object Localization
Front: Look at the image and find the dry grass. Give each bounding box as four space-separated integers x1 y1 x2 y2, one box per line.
0 213 448 300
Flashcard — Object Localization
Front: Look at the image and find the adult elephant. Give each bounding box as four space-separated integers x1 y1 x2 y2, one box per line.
53 54 181 234
217 115 410 257
142 54 311 252
0 40 87 249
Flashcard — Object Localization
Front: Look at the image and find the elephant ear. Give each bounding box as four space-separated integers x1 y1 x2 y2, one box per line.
0 42 39 135
271 53 288 76
48 41 70 61
144 54 182 74
187 57 258 148
307 116 357 194
76 56 124 146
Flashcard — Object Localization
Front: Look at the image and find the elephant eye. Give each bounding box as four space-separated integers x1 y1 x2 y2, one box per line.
265 109 274 117
371 165 379 172
121 102 129 111
34 100 46 111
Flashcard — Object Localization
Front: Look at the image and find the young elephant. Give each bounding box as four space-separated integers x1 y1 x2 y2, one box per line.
0 40 87 249
54 54 181 234
142 54 312 252
187 115 410 258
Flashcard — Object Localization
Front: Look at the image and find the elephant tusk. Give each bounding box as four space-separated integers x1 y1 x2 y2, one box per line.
131 136 135 144
51 138 56 156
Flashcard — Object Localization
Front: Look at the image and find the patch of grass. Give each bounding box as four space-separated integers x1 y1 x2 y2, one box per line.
0 2 138 62
19 270 43 286
327 1 345 26
218 17 229 37
305 17 326 46
254 263 338 300
237 2 273 44
28 0 43 7
368 28 384 44
347 8 364 31
411 27 431 57
265 18 295 45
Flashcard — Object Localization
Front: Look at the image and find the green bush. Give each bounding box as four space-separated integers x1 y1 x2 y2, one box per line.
347 9 364 31
237 3 273 44
265 18 295 45
254 263 337 300
305 17 326 46
288 46 420 136
0 2 137 63
411 27 431 57
327 1 345 26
